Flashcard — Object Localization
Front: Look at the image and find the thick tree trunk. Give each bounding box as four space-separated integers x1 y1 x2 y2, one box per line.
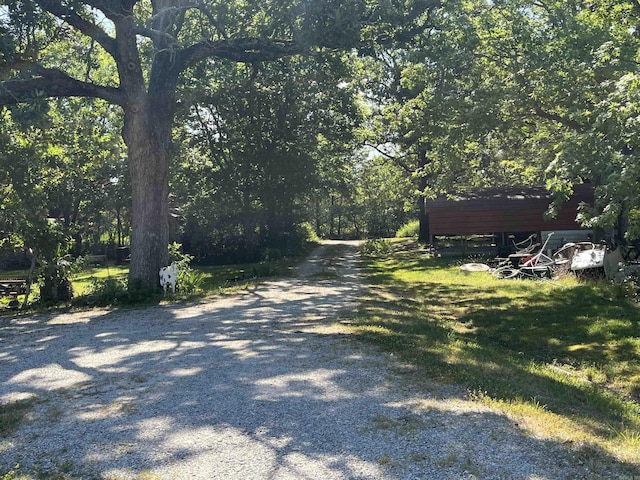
122 100 171 289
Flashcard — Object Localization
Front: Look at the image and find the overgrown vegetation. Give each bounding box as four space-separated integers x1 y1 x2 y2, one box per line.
350 240 640 464
360 239 391 256
395 220 420 238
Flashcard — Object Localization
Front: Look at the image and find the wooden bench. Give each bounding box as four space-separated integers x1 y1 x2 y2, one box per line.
85 254 107 266
0 276 28 297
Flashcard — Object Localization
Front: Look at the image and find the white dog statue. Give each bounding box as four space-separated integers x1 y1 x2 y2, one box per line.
159 263 178 294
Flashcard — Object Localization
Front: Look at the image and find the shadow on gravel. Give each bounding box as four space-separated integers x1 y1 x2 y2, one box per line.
0 243 638 479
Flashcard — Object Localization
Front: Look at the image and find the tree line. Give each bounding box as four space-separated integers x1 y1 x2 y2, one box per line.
1 0 639 288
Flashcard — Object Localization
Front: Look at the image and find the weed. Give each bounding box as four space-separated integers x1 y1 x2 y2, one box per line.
1 465 27 480
360 239 391 256
0 400 33 436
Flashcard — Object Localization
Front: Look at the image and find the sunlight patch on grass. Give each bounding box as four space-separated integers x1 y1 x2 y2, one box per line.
469 390 640 464
353 239 640 465
72 265 128 295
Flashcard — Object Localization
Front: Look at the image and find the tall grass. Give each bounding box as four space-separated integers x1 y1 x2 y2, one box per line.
351 239 640 463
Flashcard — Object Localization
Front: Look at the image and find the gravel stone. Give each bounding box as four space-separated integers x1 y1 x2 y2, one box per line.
0 240 637 479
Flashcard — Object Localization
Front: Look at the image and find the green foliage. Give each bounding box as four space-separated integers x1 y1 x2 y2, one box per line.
168 242 203 294
395 220 419 238
627 207 640 243
611 270 640 303
173 54 360 262
1 464 27 480
360 238 391 255
78 276 161 307
38 255 75 304
296 222 321 244
33 223 81 305
83 277 128 306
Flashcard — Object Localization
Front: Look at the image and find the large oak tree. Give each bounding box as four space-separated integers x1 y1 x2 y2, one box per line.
0 0 439 287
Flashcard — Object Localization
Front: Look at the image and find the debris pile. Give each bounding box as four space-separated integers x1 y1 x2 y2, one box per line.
460 232 640 283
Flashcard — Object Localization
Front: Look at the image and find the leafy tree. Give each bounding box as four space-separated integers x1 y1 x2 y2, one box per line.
361 0 640 247
353 1 493 243
454 0 640 242
0 0 439 287
172 54 360 260
348 154 414 238
0 97 125 303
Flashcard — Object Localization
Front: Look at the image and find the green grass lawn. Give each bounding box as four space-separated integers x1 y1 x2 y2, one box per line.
72 264 129 295
350 239 640 464
70 256 298 301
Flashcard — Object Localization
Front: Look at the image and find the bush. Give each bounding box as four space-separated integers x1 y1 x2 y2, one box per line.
296 222 321 244
76 277 164 307
39 255 80 304
87 277 128 306
396 220 420 238
360 239 391 255
169 242 203 294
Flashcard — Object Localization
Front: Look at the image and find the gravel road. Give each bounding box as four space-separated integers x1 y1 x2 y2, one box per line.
0 241 637 479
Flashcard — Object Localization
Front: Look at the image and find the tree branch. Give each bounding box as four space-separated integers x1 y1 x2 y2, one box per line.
178 38 311 70
364 142 414 173
82 0 140 20
36 0 118 57
533 105 585 132
0 67 124 106
134 25 179 47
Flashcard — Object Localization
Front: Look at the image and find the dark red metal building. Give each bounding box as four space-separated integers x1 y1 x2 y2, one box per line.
426 184 594 248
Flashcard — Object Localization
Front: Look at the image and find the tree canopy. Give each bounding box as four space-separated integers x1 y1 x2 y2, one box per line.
2 0 640 295
0 0 440 287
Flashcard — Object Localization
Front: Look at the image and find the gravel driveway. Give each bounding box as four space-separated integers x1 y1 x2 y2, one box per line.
0 241 636 479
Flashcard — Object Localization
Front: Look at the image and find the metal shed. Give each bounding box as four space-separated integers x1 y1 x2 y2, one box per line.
426 184 594 250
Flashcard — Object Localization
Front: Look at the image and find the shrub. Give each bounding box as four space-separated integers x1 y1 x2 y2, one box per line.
77 277 162 307
296 222 321 244
38 255 80 304
87 277 128 306
169 242 203 294
395 220 420 238
360 239 391 255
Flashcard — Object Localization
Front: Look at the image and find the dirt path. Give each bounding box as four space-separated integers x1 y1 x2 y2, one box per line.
0 241 633 479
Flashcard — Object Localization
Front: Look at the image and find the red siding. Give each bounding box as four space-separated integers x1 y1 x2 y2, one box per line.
427 186 593 235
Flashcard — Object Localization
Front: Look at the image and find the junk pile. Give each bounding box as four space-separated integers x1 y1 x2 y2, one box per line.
460 232 640 282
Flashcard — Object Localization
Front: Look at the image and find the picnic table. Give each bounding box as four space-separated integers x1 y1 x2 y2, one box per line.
0 276 28 297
